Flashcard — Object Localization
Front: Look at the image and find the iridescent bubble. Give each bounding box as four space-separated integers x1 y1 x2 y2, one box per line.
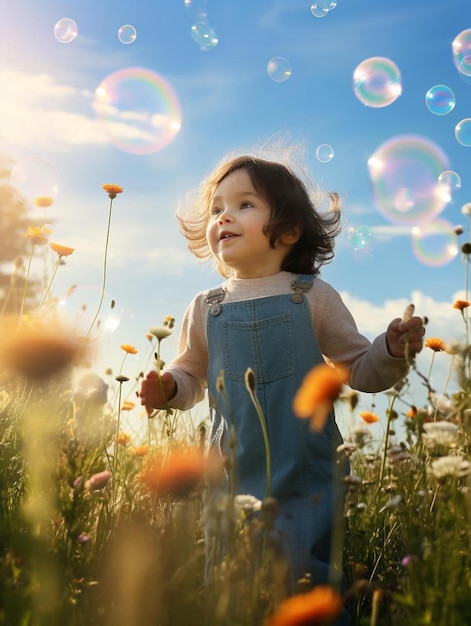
452 29 471 77
267 57 292 82
184 0 208 21
54 18 78 44
57 286 122 338
10 156 59 205
367 135 450 225
315 144 334 163
425 84 455 116
118 25 137 44
190 21 218 49
411 219 459 267
347 225 374 264
437 170 461 203
93 67 182 155
455 118 471 147
353 57 402 108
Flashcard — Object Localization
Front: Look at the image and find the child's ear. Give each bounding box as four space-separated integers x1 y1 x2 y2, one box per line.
280 226 301 245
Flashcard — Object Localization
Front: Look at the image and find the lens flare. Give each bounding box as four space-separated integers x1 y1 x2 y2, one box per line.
367 135 450 225
93 67 182 155
411 219 459 267
353 57 402 108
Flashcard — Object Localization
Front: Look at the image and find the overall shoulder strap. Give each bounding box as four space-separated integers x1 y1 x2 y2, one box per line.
205 285 226 316
290 274 315 303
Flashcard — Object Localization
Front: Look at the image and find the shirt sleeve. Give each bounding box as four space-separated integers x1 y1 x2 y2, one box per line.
311 281 408 393
163 295 208 410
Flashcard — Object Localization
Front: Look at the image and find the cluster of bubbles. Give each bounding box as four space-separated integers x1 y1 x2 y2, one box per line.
184 0 218 50
92 67 182 155
310 1 338 19
53 18 137 45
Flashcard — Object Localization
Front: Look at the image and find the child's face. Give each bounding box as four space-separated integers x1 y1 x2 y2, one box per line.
206 168 293 279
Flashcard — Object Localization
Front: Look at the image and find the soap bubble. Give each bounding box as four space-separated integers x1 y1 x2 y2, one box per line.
190 21 218 49
184 0 208 21
54 18 78 44
367 135 450 225
437 170 461 203
315 144 334 163
93 67 182 155
425 84 455 116
267 57 292 82
118 25 137 44
10 156 59 205
411 219 459 267
347 225 374 263
455 118 471 147
452 29 471 77
310 1 336 16
353 57 402 108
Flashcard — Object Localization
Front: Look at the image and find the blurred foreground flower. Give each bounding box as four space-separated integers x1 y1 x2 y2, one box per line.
359 411 380 424
422 421 459 448
23 226 49 246
33 196 54 208
293 363 350 430
425 337 446 352
264 585 343 626
429 455 471 480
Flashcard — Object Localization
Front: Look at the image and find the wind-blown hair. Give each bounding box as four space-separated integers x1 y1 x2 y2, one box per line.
177 155 342 278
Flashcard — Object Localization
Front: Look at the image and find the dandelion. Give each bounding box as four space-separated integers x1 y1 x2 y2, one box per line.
422 420 459 448
453 299 470 311
359 411 380 424
429 455 471 480
50 242 75 257
33 196 54 208
293 363 350 431
264 585 343 626
120 343 138 355
425 337 446 352
85 470 112 491
102 183 124 199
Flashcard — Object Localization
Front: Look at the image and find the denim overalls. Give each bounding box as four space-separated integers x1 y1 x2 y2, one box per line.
205 274 349 603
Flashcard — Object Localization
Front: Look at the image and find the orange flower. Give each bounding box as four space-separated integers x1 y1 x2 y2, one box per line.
407 405 417 419
23 226 49 246
293 363 350 431
359 411 380 424
120 343 138 355
50 242 75 257
133 445 149 457
102 183 123 199
264 585 343 626
425 337 446 352
140 447 223 497
116 432 131 446
121 400 136 411
453 299 470 311
33 196 54 208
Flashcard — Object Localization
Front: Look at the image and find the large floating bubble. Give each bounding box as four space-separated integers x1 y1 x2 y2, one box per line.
10 156 59 205
267 57 292 82
367 135 450 225
191 21 219 49
452 29 471 77
54 18 78 44
425 84 455 116
118 25 137 44
93 67 182 155
411 219 459 267
353 57 402 108
455 118 471 147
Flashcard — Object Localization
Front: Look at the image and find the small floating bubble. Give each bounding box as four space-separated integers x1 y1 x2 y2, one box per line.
54 18 78 44
267 57 292 82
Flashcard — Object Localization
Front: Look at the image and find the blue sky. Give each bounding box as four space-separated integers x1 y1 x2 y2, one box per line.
1 0 470 423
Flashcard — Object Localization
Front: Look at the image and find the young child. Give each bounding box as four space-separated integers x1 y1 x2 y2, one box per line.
139 155 425 617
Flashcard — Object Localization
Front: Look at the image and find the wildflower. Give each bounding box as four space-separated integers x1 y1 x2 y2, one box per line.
115 375 130 383
133 445 149 457
422 421 458 448
149 326 173 341
461 242 471 255
293 363 350 431
407 406 417 419
23 226 49 246
120 343 138 355
164 315 175 328
425 337 446 352
234 494 262 514
453 299 470 311
102 183 123 199
50 242 75 257
85 470 112 490
116 432 131 445
350 424 372 448
121 400 135 411
429 455 471 480
359 411 380 424
33 196 54 208
264 585 343 626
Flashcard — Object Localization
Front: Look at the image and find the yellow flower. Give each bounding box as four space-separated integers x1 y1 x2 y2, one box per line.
264 585 343 626
425 337 446 352
121 400 136 411
293 363 350 431
133 445 149 457
359 411 380 424
50 242 75 257
407 405 417 419
102 183 124 199
120 343 138 355
453 299 470 311
116 432 131 446
23 226 49 246
33 196 54 208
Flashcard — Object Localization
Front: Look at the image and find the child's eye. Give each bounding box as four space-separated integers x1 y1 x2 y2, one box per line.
240 202 253 209
210 206 222 216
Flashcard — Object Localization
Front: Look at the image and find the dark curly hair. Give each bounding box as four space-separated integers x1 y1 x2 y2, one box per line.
177 155 342 278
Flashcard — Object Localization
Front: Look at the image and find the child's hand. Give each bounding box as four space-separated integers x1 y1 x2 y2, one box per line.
386 309 426 359
139 370 176 413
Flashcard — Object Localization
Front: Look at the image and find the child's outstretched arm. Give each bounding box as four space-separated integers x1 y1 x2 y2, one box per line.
139 370 177 412
385 316 426 358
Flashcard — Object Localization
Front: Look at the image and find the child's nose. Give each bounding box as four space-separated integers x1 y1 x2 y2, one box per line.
218 208 233 223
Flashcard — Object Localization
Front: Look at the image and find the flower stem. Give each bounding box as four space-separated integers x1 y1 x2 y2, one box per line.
31 256 62 322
